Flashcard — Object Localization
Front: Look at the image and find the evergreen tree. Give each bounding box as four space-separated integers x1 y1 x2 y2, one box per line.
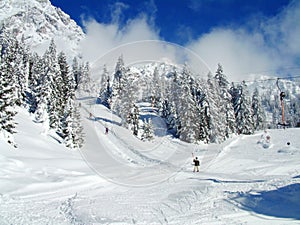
128 104 139 136
194 79 210 143
98 65 112 108
113 55 126 94
197 99 211 143
16 37 30 106
214 64 236 138
78 62 91 93
230 81 254 135
29 54 47 116
58 97 84 148
150 67 161 107
141 118 154 141
72 57 80 89
252 88 266 130
0 32 18 144
205 73 227 143
111 58 139 127
44 40 61 129
56 52 84 148
33 39 58 125
159 80 175 130
176 65 197 143
167 69 181 136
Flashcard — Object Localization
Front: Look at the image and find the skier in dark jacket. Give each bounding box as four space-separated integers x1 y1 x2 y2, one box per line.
193 157 200 172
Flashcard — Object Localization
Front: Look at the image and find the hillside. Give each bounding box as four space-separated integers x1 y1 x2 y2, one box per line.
0 98 299 224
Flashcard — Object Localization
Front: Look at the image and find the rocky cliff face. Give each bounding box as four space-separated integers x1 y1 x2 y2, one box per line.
0 0 84 57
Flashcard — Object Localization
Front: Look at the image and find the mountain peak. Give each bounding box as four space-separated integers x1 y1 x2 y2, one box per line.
0 0 84 57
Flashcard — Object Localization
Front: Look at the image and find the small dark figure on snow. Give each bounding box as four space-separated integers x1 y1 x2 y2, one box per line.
193 156 200 172
105 127 108 135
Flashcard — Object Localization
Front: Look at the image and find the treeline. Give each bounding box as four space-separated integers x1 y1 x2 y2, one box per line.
0 31 86 148
99 56 267 143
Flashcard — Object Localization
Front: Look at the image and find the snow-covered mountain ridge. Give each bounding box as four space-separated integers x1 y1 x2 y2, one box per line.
0 0 84 57
246 74 300 96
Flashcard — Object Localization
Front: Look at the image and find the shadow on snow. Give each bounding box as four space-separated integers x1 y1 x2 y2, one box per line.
230 183 300 220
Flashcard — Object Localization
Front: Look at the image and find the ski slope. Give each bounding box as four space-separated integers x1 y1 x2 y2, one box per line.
0 97 300 224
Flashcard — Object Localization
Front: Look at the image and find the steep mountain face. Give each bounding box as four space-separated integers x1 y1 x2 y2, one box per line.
0 0 84 57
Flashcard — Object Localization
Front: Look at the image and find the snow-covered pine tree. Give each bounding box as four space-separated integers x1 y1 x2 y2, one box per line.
205 72 227 143
28 53 47 117
33 40 56 125
141 118 154 141
58 97 84 149
72 57 80 90
150 66 161 107
167 68 181 136
71 101 84 148
63 53 76 99
158 80 174 129
128 104 139 136
111 57 139 127
112 55 126 96
56 51 84 148
197 99 211 143
98 65 112 108
10 37 29 106
78 62 91 93
251 88 266 130
176 65 197 143
230 81 254 135
57 51 76 116
0 31 18 144
44 40 61 129
214 64 236 138
193 79 210 143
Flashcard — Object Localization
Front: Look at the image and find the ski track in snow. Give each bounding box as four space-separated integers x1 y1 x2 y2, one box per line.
0 99 300 224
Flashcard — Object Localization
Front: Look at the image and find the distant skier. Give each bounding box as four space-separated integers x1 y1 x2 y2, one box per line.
261 130 271 143
259 130 271 148
192 153 200 172
105 127 109 135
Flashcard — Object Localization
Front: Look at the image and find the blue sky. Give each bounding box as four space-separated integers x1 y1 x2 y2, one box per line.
51 0 291 44
50 0 300 80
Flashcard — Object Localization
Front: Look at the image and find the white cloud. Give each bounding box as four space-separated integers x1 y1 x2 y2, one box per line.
188 0 300 81
79 15 160 63
188 28 278 81
261 0 300 60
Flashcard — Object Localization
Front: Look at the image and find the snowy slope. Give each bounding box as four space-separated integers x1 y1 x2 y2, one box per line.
1 96 300 224
0 0 84 57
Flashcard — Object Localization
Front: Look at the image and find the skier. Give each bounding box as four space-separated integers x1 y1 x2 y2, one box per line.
192 154 200 172
105 127 108 135
260 130 271 148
